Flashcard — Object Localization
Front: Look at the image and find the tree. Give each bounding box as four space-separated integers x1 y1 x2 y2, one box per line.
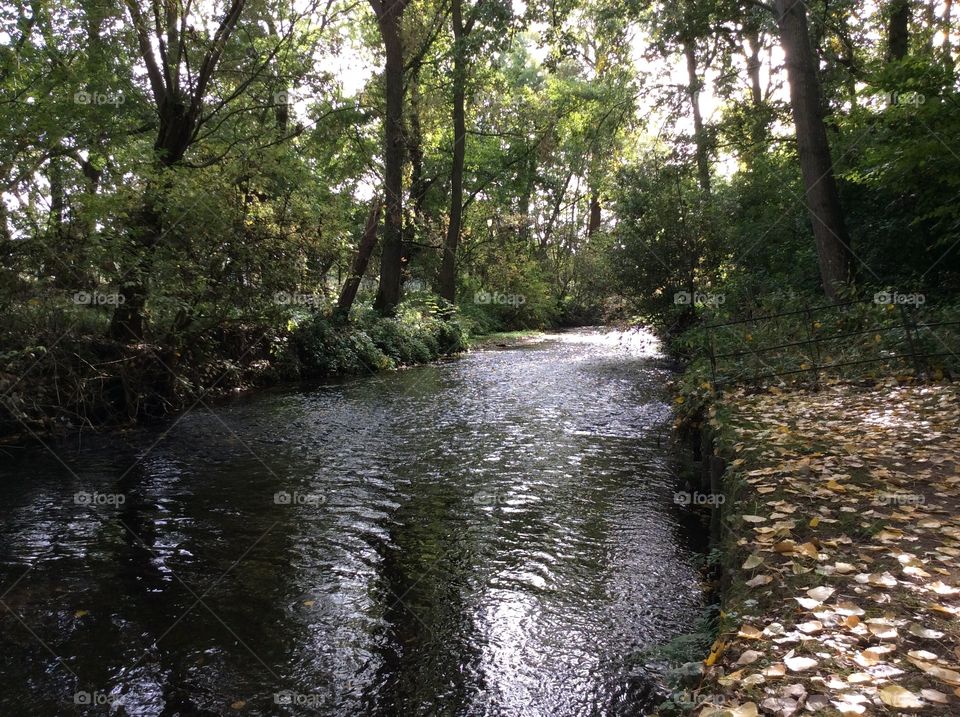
772 0 851 298
369 0 409 316
336 199 383 320
438 0 513 303
437 0 469 303
108 0 248 341
645 0 718 193
887 0 911 61
683 37 712 193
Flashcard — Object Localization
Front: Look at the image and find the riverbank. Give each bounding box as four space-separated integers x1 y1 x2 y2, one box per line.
0 308 469 440
682 381 960 715
0 305 569 441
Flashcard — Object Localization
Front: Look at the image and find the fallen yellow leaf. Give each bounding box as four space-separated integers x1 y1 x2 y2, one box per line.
878 684 923 709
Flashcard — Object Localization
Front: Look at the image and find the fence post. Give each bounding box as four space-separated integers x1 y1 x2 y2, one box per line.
898 303 924 377
754 321 765 386
804 307 822 389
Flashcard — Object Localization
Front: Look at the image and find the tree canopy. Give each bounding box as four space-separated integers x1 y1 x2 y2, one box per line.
1 0 958 400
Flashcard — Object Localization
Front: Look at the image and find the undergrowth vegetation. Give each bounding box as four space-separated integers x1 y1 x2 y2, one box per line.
0 295 468 437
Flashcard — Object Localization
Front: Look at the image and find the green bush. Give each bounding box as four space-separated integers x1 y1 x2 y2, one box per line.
430 314 468 354
293 305 468 378
293 314 391 376
363 318 429 365
456 300 506 336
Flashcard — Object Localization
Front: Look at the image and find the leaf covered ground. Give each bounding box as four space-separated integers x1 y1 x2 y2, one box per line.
696 382 960 716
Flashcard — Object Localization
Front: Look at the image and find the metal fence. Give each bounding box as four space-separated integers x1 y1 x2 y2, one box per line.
704 299 960 388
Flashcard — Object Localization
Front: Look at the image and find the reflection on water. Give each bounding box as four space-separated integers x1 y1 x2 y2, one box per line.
0 328 702 716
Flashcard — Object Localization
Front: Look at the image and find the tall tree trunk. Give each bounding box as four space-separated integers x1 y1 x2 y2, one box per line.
923 0 937 51
587 191 601 236
108 192 163 341
743 30 769 161
336 200 383 321
47 157 65 240
888 0 911 60
438 0 467 304
78 0 104 248
0 197 9 244
683 39 711 194
404 64 429 267
775 0 852 299
0 164 10 243
746 31 764 107
944 0 954 67
266 17 289 131
371 0 407 316
108 132 191 342
518 151 537 244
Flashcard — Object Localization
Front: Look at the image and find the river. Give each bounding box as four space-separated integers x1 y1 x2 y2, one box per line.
0 328 704 716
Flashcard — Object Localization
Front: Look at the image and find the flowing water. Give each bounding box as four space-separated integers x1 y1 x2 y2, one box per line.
0 328 704 716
